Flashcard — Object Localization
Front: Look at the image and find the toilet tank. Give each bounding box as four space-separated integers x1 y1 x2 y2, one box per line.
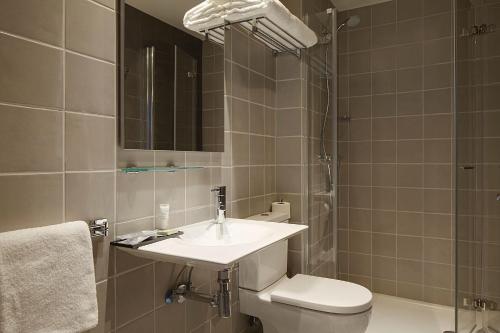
239 212 289 291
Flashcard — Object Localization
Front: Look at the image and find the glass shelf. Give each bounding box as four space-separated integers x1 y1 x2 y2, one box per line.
120 166 205 174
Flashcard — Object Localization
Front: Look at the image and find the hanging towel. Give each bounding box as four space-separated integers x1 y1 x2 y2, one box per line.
184 0 318 48
0 221 98 333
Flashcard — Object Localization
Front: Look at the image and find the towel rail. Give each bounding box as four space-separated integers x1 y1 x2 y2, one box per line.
200 17 306 58
88 219 109 239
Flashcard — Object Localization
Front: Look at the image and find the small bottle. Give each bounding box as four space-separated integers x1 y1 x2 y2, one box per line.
157 203 170 230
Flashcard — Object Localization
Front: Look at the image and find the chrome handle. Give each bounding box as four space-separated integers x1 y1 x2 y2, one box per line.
89 218 109 238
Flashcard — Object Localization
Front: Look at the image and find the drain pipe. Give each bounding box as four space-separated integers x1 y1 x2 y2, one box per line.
165 267 233 318
217 269 232 318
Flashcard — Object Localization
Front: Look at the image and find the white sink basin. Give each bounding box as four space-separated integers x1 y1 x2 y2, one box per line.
119 218 307 270
180 220 274 246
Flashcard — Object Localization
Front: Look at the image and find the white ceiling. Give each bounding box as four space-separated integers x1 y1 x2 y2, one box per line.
126 0 204 38
331 0 391 11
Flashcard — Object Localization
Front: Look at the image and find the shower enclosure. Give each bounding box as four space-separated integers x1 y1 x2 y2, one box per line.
304 1 338 277
455 0 500 332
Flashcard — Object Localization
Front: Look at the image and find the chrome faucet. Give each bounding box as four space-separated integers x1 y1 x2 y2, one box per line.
211 186 226 223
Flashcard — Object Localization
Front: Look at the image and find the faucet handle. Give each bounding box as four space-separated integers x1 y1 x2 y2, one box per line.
211 186 226 194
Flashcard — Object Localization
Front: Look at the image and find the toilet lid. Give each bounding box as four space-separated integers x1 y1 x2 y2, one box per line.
270 274 372 314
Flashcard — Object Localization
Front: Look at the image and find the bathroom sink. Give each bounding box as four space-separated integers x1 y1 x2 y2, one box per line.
118 218 307 270
180 219 274 246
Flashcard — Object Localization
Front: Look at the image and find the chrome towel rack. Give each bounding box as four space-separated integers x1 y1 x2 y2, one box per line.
88 219 109 239
202 17 306 58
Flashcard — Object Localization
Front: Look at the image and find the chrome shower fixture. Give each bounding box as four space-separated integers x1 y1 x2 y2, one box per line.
337 15 361 31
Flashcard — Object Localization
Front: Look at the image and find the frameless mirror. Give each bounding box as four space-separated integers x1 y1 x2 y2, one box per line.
120 0 224 152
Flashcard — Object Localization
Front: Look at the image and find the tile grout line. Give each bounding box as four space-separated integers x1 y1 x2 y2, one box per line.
62 0 66 225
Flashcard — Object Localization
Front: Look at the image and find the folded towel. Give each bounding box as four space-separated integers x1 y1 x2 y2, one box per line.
184 0 318 49
0 221 98 333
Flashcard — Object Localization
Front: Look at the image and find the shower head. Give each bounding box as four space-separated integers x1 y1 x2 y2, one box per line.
337 15 361 31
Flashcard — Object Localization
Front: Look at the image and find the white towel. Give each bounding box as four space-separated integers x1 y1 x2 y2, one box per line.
0 221 98 333
184 0 318 48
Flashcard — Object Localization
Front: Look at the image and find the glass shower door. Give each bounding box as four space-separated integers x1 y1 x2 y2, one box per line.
456 0 500 332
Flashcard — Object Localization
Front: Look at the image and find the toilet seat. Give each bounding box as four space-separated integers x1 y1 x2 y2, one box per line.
270 274 372 314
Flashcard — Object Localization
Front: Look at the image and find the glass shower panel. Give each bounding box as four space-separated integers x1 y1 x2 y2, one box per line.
305 4 337 278
456 0 500 332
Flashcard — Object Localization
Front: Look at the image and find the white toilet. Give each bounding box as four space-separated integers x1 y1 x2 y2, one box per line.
240 212 372 333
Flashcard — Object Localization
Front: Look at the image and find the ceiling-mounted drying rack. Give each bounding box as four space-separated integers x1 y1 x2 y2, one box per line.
202 17 306 58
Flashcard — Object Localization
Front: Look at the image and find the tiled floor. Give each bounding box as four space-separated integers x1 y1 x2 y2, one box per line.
366 294 454 333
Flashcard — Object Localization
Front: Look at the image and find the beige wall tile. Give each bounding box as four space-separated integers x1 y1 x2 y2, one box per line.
424 12 452 40
397 68 423 92
232 167 250 200
397 140 423 163
116 265 154 327
117 312 154 333
276 108 301 136
397 43 423 68
276 137 301 165
397 235 423 260
66 0 116 62
0 0 63 46
397 164 423 187
397 0 423 20
397 259 423 284
373 210 397 233
424 238 452 264
0 105 62 172
349 231 372 254
373 234 397 257
373 256 397 280
277 54 301 80
0 175 63 232
249 135 266 165
186 168 212 208
155 172 186 215
277 79 301 108
373 94 396 117
397 211 423 236
372 71 397 94
349 74 372 96
423 262 452 288
349 28 371 52
372 24 397 48
65 172 114 222
372 1 396 25
249 103 265 135
349 96 372 119
90 279 115 333
65 113 115 171
349 51 371 74
65 53 115 116
116 173 154 222
373 117 396 140
397 92 423 116
423 189 452 213
0 34 63 108
276 166 301 194
371 47 397 71
397 19 423 44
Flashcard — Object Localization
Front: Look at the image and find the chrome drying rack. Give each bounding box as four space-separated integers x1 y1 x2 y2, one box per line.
202 17 307 58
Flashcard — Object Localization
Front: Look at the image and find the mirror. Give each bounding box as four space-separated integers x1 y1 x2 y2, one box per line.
120 0 224 152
